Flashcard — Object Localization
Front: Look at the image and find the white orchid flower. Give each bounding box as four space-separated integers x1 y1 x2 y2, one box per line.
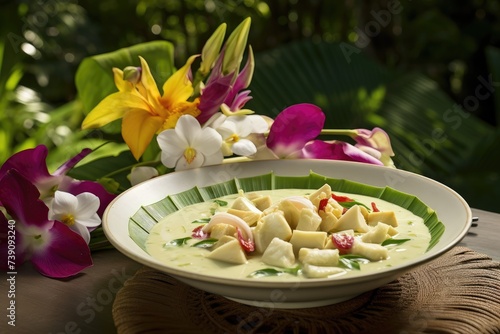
48 191 101 244
157 115 223 170
128 166 159 186
216 115 268 156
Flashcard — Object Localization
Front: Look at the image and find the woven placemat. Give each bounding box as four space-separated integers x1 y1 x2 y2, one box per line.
112 247 500 333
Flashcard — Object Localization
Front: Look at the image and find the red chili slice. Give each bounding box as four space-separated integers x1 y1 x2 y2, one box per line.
237 228 255 252
331 193 354 202
319 198 329 211
192 225 209 239
371 202 380 212
332 234 354 254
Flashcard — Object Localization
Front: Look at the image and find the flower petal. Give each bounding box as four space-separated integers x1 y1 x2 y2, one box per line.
113 67 135 92
82 92 151 129
75 192 100 219
0 145 51 185
176 151 205 170
192 127 223 156
30 221 92 278
70 222 92 244
302 140 384 166
157 129 188 155
157 130 187 169
136 56 162 109
267 103 325 158
174 115 202 144
232 139 257 156
61 180 115 217
354 128 395 156
122 109 164 160
161 55 197 108
197 74 233 124
128 166 159 186
223 46 254 107
53 148 93 176
0 169 51 228
247 115 269 133
51 191 78 215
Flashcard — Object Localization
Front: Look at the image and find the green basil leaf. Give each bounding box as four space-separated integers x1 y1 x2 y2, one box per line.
339 258 360 270
248 266 301 278
192 238 218 248
191 218 211 224
338 255 369 270
165 237 191 247
382 238 411 246
214 199 228 206
338 201 370 211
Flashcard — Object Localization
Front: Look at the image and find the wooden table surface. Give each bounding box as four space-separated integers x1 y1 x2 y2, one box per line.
1 208 498 333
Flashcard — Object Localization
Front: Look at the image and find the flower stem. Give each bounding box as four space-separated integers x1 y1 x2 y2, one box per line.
222 156 253 164
100 160 161 179
319 129 358 137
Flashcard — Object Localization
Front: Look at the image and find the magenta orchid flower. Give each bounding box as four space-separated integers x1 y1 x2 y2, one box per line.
197 53 234 124
266 103 325 158
302 140 384 165
0 170 92 278
197 47 254 124
0 145 115 215
220 46 254 115
266 103 389 166
0 145 73 201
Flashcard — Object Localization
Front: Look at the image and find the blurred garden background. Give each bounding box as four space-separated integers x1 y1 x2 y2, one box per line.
1 0 499 212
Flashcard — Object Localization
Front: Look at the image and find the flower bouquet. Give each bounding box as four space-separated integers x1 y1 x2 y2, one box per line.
0 18 394 278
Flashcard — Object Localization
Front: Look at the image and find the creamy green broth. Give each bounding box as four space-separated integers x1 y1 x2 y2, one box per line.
146 189 431 281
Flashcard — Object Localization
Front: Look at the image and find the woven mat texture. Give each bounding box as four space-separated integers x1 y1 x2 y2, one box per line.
113 247 500 334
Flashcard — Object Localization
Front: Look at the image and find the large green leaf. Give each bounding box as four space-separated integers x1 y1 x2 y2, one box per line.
75 41 176 114
67 150 139 192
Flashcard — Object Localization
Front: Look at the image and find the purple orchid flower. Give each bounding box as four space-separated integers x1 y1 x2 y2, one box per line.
266 103 325 158
266 103 387 166
0 145 115 215
198 47 254 123
302 140 384 165
197 50 234 124
0 170 92 278
222 46 254 112
0 145 68 201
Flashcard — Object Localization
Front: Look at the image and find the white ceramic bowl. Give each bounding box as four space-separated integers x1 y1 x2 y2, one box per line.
102 160 472 308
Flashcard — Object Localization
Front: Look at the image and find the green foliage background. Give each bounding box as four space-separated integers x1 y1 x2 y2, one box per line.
1 0 499 212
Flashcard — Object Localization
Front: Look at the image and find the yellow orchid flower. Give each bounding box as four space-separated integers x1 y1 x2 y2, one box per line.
82 56 201 160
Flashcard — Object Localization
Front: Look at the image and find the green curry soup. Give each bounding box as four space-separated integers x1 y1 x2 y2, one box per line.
146 188 431 281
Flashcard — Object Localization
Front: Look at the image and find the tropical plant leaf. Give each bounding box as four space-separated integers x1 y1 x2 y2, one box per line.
486 46 500 127
247 40 496 202
75 41 175 114
67 150 138 191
